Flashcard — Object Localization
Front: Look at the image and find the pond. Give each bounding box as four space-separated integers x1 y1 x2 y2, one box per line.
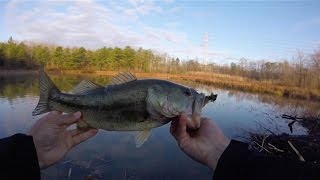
0 73 319 180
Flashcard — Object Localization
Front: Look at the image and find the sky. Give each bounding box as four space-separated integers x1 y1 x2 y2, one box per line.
0 0 320 64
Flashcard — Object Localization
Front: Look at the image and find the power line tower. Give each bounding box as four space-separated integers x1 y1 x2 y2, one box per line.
203 32 209 71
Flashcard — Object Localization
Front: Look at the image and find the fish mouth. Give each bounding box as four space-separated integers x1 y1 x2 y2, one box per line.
186 93 205 129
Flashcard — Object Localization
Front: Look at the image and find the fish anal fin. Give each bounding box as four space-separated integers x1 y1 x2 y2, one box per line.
71 80 103 94
111 72 137 85
135 129 151 148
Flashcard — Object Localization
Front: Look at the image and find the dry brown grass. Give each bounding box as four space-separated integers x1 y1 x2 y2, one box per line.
180 72 320 101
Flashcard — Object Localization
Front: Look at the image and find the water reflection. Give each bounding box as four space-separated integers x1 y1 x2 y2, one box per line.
0 73 319 179
0 74 39 99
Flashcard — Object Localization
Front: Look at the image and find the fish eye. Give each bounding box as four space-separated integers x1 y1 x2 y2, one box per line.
185 89 192 96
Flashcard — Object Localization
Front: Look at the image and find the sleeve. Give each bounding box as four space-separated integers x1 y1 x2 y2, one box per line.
213 140 320 180
0 133 40 180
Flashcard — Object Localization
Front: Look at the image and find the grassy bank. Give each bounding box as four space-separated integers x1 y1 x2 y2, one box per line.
176 72 320 102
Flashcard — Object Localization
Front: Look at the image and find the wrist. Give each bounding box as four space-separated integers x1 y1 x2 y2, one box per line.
27 133 46 169
206 136 230 171
33 141 47 169
37 154 45 169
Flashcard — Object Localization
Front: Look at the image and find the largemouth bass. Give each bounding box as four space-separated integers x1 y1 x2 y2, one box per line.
32 69 217 147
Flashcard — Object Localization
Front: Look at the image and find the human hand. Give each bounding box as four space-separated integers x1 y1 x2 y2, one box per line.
170 114 230 171
28 111 98 169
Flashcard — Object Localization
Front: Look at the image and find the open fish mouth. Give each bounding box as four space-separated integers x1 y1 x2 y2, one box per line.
186 93 206 129
185 92 217 129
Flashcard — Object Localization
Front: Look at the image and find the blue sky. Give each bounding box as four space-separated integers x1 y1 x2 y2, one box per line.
1 0 320 64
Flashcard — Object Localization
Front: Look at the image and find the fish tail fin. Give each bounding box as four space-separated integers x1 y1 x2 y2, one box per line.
32 68 60 116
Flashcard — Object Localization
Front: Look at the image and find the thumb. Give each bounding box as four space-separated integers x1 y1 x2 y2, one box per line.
176 113 190 142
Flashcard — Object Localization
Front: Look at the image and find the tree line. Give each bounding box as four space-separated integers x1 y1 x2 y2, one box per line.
1 37 319 90
0 37 157 71
215 50 320 89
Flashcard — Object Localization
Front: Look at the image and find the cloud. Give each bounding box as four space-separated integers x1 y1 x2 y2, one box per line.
4 0 220 61
124 0 162 19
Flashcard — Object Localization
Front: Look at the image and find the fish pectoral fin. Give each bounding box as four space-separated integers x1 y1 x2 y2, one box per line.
71 79 103 94
135 129 151 148
111 72 137 85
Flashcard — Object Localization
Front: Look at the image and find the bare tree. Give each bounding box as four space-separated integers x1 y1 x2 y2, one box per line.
293 50 307 88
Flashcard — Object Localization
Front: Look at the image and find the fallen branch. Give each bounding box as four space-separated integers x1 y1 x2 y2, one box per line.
260 135 269 152
282 114 320 121
254 141 271 153
267 143 284 152
282 114 303 120
288 120 297 133
249 133 320 163
68 167 72 178
288 141 305 162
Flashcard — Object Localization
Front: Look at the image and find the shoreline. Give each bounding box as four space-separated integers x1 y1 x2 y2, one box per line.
0 69 38 75
2 69 320 102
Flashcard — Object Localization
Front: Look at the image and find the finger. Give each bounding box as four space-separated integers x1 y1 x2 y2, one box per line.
69 126 97 136
61 111 82 126
69 129 83 136
72 129 98 147
176 113 189 141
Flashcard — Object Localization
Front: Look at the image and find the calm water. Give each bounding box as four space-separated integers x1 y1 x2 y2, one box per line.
0 73 319 180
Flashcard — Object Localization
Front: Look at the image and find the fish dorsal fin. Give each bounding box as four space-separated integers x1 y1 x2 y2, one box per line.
135 129 151 148
111 72 137 85
71 80 103 94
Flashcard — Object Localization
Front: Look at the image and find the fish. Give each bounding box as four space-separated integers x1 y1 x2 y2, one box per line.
32 68 217 147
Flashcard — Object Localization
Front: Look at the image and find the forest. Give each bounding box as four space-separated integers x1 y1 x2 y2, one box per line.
1 37 320 100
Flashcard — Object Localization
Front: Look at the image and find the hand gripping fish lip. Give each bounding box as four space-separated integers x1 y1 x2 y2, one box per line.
186 93 206 129
185 92 218 129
